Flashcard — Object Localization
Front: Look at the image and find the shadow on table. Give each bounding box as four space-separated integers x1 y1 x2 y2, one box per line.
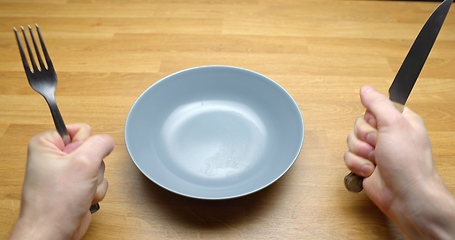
338 191 408 239
138 172 286 229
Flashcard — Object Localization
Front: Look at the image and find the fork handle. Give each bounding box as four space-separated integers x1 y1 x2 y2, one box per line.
90 203 100 213
46 98 71 145
344 171 364 192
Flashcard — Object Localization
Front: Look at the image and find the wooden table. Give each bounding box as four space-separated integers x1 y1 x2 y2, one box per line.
1 0 454 239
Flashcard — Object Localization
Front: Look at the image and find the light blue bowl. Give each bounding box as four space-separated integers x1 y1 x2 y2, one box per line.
125 66 304 200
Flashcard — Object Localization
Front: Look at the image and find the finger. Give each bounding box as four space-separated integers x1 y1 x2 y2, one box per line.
67 123 92 143
359 85 402 127
28 124 92 153
96 161 106 186
71 134 114 169
353 115 378 146
63 124 92 154
347 131 375 162
28 128 64 151
93 161 107 203
344 151 375 177
93 178 108 204
364 110 377 128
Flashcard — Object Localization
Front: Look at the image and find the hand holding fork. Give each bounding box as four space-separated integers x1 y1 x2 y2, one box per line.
14 24 100 214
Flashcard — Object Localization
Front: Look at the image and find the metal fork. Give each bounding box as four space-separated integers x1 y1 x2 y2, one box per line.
14 25 70 145
14 24 100 214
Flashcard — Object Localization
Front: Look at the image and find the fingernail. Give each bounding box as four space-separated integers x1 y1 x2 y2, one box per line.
368 150 375 161
362 85 374 94
361 164 373 176
367 118 376 127
366 132 377 145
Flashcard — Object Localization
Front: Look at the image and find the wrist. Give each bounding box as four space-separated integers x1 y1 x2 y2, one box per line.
392 176 455 239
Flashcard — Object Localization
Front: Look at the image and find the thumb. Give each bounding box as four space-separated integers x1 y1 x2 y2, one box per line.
359 85 401 127
70 134 114 174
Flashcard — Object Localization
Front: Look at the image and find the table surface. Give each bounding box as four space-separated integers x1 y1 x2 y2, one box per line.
1 0 455 239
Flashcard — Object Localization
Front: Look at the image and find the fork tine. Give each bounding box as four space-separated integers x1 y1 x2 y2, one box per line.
35 24 54 70
20 26 38 73
13 27 31 74
28 25 47 71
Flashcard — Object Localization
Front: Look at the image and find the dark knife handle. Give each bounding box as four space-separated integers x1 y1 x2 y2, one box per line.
344 172 364 193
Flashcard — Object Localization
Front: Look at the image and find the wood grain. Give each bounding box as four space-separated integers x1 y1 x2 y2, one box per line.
1 0 454 239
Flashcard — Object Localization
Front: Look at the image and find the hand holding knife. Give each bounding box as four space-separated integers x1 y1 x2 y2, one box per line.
344 0 453 193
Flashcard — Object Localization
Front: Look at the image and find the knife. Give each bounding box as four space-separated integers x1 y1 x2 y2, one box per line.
344 0 452 193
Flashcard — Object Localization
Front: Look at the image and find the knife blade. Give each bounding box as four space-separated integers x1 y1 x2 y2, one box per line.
344 0 452 193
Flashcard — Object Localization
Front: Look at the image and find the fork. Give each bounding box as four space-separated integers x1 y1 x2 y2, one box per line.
14 24 100 214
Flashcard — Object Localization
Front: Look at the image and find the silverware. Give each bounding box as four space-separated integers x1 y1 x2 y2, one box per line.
14 25 70 145
344 0 453 193
14 24 100 213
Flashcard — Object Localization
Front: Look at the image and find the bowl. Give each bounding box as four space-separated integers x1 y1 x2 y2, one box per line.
125 65 304 200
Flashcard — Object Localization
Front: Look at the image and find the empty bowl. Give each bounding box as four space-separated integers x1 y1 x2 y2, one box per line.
125 65 304 200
